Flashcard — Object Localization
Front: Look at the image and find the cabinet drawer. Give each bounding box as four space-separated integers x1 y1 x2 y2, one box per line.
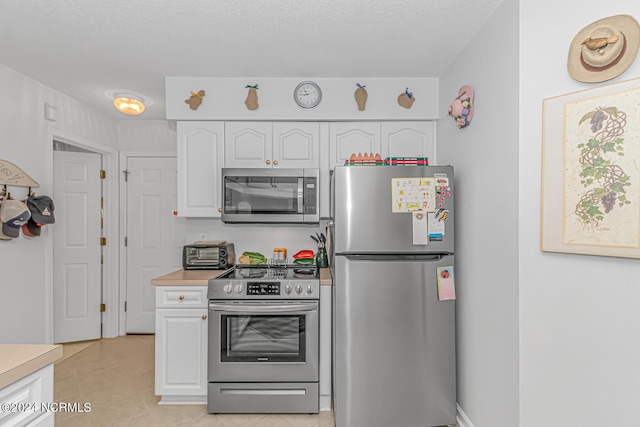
156 287 208 308
0 365 53 427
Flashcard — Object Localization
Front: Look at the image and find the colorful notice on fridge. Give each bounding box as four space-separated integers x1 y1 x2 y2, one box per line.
427 211 445 241
436 266 456 301
391 177 436 213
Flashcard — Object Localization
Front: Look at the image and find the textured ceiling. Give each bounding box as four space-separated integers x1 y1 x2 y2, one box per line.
0 0 503 120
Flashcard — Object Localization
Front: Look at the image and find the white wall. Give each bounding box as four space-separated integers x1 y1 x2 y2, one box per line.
183 218 328 261
520 3 640 426
117 120 176 151
438 1 519 426
0 64 118 343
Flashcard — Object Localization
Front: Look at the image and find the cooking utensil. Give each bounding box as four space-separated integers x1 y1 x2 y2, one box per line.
315 232 322 243
311 234 319 243
320 232 326 243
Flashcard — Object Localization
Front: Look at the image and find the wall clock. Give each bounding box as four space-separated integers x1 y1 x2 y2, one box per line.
294 81 322 109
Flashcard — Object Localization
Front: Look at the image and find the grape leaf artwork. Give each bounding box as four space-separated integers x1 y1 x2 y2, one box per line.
541 78 640 259
574 106 632 227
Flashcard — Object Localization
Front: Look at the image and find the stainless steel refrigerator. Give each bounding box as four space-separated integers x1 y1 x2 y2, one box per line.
331 165 456 427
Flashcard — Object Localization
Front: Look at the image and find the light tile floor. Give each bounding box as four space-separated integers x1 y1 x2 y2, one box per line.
53 335 334 427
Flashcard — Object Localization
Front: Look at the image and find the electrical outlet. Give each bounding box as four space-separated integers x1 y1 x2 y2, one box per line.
198 233 207 241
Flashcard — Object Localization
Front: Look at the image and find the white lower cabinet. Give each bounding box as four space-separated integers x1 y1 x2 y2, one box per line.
0 365 54 427
155 286 208 404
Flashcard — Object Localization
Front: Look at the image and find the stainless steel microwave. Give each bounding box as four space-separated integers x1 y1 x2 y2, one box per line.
221 168 319 224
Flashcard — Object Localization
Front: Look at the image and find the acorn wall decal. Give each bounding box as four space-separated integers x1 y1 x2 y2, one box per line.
354 83 368 111
397 87 415 109
245 84 259 110
185 90 205 110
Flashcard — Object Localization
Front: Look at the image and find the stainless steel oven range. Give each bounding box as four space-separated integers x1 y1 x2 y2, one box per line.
207 265 320 414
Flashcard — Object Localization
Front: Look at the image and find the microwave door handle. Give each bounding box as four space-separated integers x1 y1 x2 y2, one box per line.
209 303 316 314
297 178 304 214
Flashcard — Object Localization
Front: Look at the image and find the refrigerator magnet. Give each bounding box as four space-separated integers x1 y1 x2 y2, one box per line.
427 212 445 241
412 211 429 245
434 174 449 187
391 177 436 213
437 266 456 301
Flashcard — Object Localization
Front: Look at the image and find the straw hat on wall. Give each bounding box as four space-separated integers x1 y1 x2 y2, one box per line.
567 14 640 83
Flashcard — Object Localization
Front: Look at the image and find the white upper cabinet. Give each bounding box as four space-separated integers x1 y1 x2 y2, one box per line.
382 121 436 163
273 122 320 168
176 121 224 217
329 122 381 169
225 122 320 168
224 122 272 168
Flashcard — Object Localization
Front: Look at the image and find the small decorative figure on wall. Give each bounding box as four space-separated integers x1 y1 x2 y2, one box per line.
245 84 259 110
185 90 205 110
448 85 474 129
397 87 415 109
354 83 368 111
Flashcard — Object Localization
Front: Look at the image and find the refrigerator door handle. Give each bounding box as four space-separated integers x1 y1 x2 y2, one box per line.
342 254 450 262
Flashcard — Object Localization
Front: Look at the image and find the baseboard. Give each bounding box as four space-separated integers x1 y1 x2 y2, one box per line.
158 396 207 405
456 403 476 427
319 395 332 411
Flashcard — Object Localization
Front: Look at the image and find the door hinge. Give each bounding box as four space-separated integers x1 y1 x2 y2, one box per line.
124 236 127 247
100 169 106 179
100 254 104 265
100 303 106 312
124 301 127 312
100 237 107 246
122 169 130 182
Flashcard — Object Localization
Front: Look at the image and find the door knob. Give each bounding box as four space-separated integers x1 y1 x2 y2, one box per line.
266 160 271 165
202 315 207 320
179 295 185 300
218 208 222 212
273 160 278 165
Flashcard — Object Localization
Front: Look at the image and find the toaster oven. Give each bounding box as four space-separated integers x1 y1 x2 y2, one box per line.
183 243 235 270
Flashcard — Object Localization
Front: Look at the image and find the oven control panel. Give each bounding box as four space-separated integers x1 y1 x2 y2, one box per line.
247 282 280 295
209 279 319 299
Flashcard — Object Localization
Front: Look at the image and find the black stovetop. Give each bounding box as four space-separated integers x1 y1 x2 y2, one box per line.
218 265 318 281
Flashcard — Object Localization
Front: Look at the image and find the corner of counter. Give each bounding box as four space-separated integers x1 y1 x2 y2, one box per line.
0 344 63 389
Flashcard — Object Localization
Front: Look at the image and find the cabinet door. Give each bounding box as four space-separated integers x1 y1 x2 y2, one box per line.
155 308 208 397
381 121 435 163
329 122 381 169
273 122 320 168
177 121 224 217
224 122 273 168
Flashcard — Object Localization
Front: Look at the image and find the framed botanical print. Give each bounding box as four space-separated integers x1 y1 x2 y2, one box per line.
541 78 640 258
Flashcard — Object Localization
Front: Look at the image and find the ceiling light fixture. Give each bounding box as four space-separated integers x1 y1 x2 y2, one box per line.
113 94 145 115
105 89 152 116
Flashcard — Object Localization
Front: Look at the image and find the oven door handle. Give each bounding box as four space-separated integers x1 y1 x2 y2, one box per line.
209 303 317 314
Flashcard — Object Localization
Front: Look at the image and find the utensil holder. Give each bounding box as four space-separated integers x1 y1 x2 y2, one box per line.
315 246 328 268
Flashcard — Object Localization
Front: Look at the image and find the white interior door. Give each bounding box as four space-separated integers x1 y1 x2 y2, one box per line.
53 151 102 343
126 156 184 333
